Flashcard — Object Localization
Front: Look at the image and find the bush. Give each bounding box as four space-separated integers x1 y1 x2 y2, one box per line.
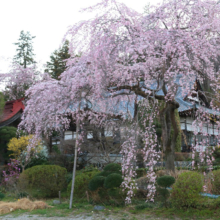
156 175 175 188
103 163 121 174
65 173 73 185
135 176 149 190
171 171 203 208
19 165 67 197
95 171 111 177
89 176 105 191
67 170 99 198
17 191 29 199
88 164 124 205
95 163 122 177
0 192 5 200
156 176 175 208
211 170 220 195
136 168 148 178
1 159 21 192
104 173 123 189
213 146 220 165
0 126 17 161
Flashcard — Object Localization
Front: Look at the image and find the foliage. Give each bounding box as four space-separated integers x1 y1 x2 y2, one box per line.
95 170 113 177
7 135 48 171
135 176 149 190
13 30 36 68
8 135 32 158
88 176 105 191
103 163 122 174
0 192 5 200
3 64 40 100
0 126 17 141
136 168 148 178
17 191 29 199
0 92 5 119
213 146 220 165
156 175 175 208
67 170 99 198
88 163 125 204
95 164 122 177
19 165 67 197
156 175 175 188
171 171 203 208
45 40 71 80
1 159 21 192
104 173 123 189
135 202 154 210
211 170 220 195
25 150 49 169
0 126 17 161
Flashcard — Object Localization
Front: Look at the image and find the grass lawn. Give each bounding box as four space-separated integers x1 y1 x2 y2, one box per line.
1 196 220 220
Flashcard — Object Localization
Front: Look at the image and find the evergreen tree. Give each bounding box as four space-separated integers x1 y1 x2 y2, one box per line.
45 40 71 80
0 92 5 120
13 30 36 68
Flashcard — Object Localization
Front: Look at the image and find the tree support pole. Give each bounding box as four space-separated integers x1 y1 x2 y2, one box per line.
69 119 79 209
69 95 81 209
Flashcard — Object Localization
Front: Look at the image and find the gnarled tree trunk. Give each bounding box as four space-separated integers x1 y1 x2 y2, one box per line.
160 103 179 172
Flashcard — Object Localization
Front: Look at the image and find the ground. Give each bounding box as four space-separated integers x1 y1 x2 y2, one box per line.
0 212 182 220
0 196 220 220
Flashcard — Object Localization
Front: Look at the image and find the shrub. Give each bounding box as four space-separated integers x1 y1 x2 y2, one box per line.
0 126 17 161
95 171 111 177
67 170 99 198
156 169 167 177
17 191 28 199
104 173 123 189
211 170 220 195
8 135 49 171
65 172 73 185
213 146 220 165
156 176 175 208
136 168 148 178
95 163 122 177
103 163 121 174
19 165 67 197
89 176 105 191
1 159 21 192
156 175 175 188
135 176 149 191
88 164 124 205
0 192 5 200
171 171 203 208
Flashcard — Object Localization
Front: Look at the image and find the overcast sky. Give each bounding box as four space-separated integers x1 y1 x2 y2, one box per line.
0 0 161 73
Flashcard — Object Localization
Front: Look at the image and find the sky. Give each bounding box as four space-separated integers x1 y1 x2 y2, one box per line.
0 0 161 73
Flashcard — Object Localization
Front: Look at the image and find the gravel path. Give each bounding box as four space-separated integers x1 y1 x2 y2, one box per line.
0 213 175 220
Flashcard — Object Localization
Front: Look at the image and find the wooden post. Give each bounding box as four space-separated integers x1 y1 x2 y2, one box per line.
69 93 81 209
59 191 61 204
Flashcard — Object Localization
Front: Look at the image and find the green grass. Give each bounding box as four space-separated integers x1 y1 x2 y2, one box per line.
1 192 220 220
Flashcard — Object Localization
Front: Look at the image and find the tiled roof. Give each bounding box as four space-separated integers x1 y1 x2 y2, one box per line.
0 98 25 126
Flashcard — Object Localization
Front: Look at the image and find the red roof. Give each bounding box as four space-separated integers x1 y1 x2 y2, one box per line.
0 98 25 123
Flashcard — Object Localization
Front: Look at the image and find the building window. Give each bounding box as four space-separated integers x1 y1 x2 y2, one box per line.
64 131 76 140
87 131 93 139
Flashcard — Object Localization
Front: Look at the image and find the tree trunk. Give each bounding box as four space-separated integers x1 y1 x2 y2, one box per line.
165 143 175 171
160 103 178 172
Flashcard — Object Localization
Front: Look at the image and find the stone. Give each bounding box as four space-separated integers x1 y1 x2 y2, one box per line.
93 205 105 211
53 200 61 205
